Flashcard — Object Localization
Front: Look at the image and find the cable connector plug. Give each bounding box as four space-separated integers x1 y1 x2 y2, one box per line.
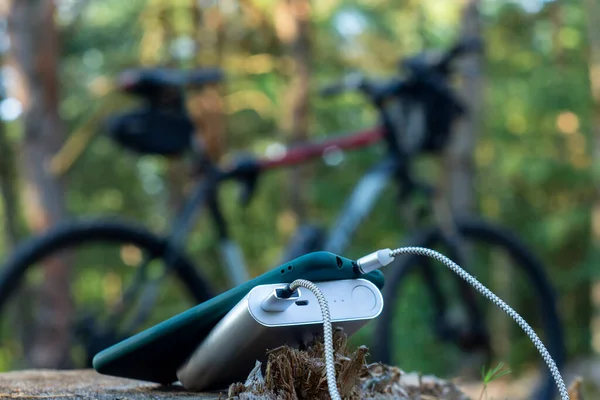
260 285 301 312
356 248 395 274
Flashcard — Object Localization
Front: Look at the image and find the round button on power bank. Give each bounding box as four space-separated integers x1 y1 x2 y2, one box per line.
351 285 377 311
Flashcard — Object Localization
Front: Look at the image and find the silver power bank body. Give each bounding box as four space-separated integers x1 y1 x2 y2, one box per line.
176 278 384 391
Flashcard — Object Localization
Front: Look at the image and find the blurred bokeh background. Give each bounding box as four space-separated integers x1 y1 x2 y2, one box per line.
0 0 598 397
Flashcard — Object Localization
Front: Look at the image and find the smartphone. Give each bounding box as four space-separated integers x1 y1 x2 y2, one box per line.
176 278 384 391
93 251 384 385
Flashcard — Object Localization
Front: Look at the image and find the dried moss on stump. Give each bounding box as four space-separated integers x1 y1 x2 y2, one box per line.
227 328 468 400
228 328 587 400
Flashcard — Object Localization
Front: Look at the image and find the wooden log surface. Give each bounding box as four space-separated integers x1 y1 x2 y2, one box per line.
3 368 587 400
0 369 222 399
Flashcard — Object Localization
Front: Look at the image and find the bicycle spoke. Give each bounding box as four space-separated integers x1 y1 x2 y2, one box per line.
442 236 486 328
121 265 169 335
103 253 154 332
418 258 452 334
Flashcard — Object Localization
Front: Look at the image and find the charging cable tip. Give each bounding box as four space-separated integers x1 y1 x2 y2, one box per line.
260 286 301 312
356 248 395 274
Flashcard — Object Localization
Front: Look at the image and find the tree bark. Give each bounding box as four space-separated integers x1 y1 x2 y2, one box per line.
7 0 71 368
0 117 19 249
190 2 226 163
585 0 600 355
444 0 482 218
0 2 19 250
275 0 312 223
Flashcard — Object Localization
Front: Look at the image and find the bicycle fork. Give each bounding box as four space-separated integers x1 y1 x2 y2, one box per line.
218 239 249 287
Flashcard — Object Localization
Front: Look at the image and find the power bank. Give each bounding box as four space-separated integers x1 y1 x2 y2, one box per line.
93 252 384 384
176 278 384 391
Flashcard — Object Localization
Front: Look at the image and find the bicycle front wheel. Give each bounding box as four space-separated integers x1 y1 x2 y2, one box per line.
370 218 565 400
0 218 213 371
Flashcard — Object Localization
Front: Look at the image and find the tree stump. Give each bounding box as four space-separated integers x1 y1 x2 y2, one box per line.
0 369 222 399
0 330 471 399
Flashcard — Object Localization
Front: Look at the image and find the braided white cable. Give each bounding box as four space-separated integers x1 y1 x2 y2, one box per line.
288 279 341 400
388 246 570 400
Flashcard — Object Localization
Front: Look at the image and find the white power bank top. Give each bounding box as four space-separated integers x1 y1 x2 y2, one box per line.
176 278 383 391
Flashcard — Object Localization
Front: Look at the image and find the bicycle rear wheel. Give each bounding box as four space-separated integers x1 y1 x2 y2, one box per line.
0 218 213 371
371 218 565 400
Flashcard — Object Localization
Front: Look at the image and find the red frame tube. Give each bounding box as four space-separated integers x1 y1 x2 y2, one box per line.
257 126 385 170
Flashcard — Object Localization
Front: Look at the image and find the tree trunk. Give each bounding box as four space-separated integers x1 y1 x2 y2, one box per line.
0 117 19 250
444 0 482 218
0 4 19 250
585 0 600 355
7 0 71 368
275 0 311 223
190 2 226 164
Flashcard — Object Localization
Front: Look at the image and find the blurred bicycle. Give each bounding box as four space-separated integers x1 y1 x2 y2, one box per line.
0 39 564 400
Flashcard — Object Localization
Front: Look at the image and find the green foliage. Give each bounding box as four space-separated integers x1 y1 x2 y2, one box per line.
481 362 512 385
479 362 512 400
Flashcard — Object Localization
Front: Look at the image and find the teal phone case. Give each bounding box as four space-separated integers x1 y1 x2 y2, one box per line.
93 251 384 384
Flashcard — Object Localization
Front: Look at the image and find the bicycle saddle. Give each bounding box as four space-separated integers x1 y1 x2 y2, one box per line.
117 67 223 98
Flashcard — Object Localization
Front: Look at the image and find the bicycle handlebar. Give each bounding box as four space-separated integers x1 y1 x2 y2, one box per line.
439 37 483 70
318 37 483 101
405 36 483 76
319 72 367 98
319 73 404 107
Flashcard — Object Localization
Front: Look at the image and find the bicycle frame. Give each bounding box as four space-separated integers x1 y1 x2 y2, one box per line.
158 124 401 286
148 107 488 351
160 107 436 289
323 156 399 255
